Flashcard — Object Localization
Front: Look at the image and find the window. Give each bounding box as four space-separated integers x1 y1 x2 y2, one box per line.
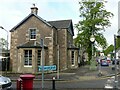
24 50 32 66
30 29 36 40
37 50 41 66
71 51 74 65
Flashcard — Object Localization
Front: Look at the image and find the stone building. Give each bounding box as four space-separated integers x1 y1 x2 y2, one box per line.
10 6 79 73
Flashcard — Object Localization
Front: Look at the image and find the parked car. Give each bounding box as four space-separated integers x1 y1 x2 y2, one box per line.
112 60 119 65
106 59 111 64
100 59 109 66
0 75 12 90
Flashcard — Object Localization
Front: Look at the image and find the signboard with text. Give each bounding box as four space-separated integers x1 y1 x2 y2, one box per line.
38 65 56 71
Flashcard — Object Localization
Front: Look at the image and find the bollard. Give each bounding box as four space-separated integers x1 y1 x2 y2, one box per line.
17 78 22 90
52 77 56 90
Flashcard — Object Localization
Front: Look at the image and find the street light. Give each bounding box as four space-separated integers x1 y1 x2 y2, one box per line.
0 26 9 74
90 35 96 70
114 34 120 89
90 35 95 42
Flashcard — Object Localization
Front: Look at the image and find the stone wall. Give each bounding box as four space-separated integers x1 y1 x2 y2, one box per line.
10 16 56 73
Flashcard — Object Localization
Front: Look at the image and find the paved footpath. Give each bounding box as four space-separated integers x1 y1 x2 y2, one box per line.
3 65 114 81
5 65 119 90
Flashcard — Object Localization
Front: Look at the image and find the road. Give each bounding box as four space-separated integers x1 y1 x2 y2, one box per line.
11 65 115 90
12 78 107 89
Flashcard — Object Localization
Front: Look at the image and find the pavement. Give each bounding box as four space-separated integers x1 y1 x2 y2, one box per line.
2 65 120 90
3 65 101 81
3 65 116 81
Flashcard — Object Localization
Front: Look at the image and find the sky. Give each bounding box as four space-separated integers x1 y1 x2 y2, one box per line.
0 0 119 48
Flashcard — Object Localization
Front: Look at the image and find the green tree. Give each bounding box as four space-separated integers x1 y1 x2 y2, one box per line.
0 38 8 50
116 30 120 49
104 44 114 56
75 1 114 61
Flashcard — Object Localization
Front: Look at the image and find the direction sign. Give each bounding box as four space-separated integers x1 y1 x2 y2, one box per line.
38 65 56 71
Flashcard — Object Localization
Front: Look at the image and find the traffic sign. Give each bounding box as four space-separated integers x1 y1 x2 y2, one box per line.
38 65 56 71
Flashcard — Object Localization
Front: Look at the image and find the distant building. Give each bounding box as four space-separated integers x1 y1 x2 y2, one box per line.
0 48 10 71
10 6 79 73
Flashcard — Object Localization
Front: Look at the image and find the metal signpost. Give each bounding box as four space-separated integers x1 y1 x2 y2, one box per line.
114 34 119 89
113 34 120 89
57 45 60 79
41 38 44 90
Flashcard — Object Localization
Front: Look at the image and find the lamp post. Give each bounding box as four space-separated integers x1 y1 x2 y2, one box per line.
0 26 8 74
114 34 120 89
90 34 96 70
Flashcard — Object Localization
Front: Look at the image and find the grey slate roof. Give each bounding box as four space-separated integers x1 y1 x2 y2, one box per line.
10 13 74 36
48 20 72 29
17 40 47 49
48 20 74 36
10 13 53 32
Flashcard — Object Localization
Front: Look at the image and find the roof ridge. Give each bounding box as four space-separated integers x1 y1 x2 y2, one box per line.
35 14 53 27
47 19 72 22
10 13 53 32
10 13 33 32
48 19 72 29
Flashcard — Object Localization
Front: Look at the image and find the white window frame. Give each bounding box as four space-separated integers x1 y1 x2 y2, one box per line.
24 50 32 67
29 28 37 40
71 50 75 66
37 50 41 66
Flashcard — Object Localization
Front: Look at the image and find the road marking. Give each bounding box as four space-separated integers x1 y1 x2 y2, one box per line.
104 76 115 89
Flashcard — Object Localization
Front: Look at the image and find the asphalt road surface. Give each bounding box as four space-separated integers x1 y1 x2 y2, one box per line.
12 78 107 89
11 65 119 90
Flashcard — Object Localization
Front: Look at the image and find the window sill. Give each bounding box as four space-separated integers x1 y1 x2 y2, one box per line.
24 66 32 67
72 65 75 66
30 39 36 40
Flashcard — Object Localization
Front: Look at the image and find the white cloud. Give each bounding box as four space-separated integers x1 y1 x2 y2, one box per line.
0 0 119 47
103 0 119 45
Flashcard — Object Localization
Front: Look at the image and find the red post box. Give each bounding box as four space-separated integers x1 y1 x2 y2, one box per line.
17 78 22 90
20 74 35 90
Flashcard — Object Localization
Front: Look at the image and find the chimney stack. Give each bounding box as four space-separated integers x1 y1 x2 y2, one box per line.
31 4 38 15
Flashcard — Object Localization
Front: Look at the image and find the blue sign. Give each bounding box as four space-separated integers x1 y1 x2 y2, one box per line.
38 65 56 71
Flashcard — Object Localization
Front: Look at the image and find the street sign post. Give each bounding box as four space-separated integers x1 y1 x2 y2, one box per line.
41 38 44 90
38 65 56 71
